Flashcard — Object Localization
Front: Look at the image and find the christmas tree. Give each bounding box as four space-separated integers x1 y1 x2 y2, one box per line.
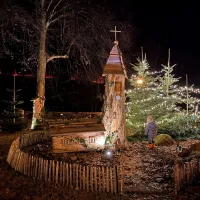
1 76 25 132
127 48 200 137
127 49 161 135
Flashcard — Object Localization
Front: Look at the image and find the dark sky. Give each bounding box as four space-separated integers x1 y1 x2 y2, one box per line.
128 1 200 86
0 0 200 111
1 0 200 86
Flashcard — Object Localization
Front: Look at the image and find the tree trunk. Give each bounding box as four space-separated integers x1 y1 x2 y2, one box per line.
31 0 47 129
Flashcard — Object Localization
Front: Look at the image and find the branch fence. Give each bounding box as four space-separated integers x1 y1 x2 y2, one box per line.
7 131 124 194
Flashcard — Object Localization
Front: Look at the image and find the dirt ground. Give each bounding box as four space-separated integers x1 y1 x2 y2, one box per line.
1 132 200 200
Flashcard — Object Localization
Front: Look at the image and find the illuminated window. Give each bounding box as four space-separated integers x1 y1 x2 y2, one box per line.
89 137 95 143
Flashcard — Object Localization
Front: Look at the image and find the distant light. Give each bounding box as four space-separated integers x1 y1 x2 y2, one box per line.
60 114 63 116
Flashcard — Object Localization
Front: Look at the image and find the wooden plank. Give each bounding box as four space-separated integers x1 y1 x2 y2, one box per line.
62 162 65 185
60 161 63 185
83 166 86 190
79 165 82 189
66 163 69 187
70 164 72 187
75 164 79 190
94 167 97 191
113 166 117 194
102 167 105 192
27 155 31 177
106 167 109 193
110 167 113 193
98 167 101 192
86 166 89 191
56 161 59 184
45 159 48 182
49 160 52 182
52 160 55 183
14 150 21 170
90 166 93 191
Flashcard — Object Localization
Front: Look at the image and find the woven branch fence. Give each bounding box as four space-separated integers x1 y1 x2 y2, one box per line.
174 157 200 194
7 131 124 194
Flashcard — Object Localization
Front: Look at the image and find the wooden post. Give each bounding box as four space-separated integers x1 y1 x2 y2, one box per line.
110 167 113 193
62 162 65 185
98 167 101 192
75 164 79 190
33 157 38 179
79 165 82 189
31 156 34 177
70 164 72 187
86 166 89 191
38 158 41 179
27 155 31 177
94 166 97 192
52 160 55 183
49 160 52 182
24 153 28 175
56 161 59 184
83 166 86 190
45 159 48 182
90 166 93 191
66 163 69 187
113 166 117 194
106 166 109 192
60 161 63 185
14 150 21 171
39 158 42 179
16 151 22 172
102 166 105 192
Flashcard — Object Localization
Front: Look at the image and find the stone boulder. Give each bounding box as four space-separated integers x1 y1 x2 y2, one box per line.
154 134 175 146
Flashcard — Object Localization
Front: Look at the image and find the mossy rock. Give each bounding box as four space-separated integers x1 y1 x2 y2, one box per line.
154 134 175 146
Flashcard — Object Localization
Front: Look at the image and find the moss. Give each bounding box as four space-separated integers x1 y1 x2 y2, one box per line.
154 134 175 146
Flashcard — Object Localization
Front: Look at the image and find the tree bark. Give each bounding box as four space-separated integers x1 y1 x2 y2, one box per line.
37 0 47 99
31 0 47 129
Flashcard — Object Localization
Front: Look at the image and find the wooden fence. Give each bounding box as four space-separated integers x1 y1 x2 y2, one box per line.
174 157 200 194
7 131 124 194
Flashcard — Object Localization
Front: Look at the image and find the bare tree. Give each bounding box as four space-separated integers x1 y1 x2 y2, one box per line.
0 0 134 128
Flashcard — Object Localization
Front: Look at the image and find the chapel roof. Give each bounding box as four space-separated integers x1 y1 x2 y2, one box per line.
103 40 127 78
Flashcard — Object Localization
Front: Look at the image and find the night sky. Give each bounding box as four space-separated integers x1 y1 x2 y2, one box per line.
0 0 200 111
1 0 200 85
128 1 200 86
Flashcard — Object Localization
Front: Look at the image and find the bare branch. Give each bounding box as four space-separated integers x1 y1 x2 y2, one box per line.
47 55 68 63
46 0 54 12
47 37 76 63
49 5 70 20
49 0 62 19
48 13 71 27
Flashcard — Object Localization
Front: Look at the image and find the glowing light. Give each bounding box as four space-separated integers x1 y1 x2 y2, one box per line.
105 149 112 158
136 78 144 85
96 137 105 146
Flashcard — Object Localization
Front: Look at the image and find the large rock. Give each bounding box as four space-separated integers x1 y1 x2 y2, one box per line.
154 134 175 146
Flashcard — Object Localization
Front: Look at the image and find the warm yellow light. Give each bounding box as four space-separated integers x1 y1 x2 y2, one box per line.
96 137 105 146
136 78 144 85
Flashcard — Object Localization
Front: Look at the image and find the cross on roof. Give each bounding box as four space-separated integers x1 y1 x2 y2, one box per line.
110 26 121 41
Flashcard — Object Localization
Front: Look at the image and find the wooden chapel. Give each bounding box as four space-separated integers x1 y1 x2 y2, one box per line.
49 27 127 152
